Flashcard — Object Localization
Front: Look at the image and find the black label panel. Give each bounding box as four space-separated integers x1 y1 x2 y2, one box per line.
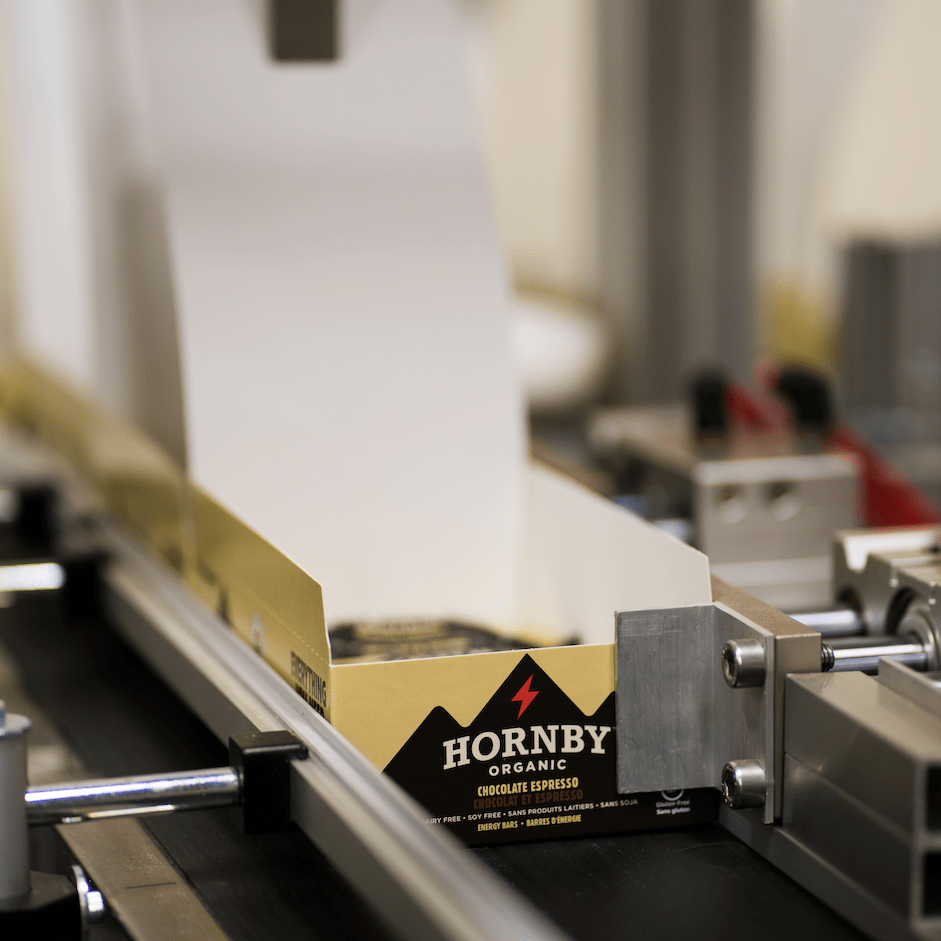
384 654 717 844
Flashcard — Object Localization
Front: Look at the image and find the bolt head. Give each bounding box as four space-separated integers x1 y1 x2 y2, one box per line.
721 760 766 809
721 639 766 688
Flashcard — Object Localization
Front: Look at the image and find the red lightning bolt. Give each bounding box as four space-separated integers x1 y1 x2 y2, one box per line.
511 674 539 719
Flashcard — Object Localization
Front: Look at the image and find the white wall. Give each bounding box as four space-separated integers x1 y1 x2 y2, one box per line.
755 0 941 338
467 0 600 305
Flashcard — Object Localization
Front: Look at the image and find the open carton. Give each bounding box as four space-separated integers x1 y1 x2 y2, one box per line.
331 463 717 843
0 359 718 844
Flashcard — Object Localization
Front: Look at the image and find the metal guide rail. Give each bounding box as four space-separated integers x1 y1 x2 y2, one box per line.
96 521 571 941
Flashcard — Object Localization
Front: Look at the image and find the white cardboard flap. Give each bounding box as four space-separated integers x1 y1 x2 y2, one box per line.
516 463 712 644
135 0 526 625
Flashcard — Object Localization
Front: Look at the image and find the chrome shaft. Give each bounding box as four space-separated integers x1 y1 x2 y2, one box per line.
822 636 929 675
0 561 65 593
0 701 31 902
26 767 241 825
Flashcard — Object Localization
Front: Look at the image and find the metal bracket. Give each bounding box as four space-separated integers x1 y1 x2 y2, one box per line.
616 578 821 823
229 731 308 834
616 602 775 820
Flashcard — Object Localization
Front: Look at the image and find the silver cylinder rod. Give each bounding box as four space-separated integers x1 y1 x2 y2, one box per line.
788 605 865 637
825 638 928 675
26 767 241 825
0 700 32 902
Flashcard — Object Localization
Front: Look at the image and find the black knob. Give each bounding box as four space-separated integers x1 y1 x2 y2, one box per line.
690 371 729 438
775 366 833 435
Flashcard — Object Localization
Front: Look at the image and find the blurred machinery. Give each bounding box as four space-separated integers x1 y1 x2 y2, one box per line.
585 361 941 612
843 239 941 508
588 369 858 609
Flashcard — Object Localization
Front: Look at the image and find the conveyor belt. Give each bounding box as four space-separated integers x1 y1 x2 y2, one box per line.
477 824 864 941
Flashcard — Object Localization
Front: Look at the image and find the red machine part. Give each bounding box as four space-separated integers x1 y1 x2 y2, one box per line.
728 369 941 528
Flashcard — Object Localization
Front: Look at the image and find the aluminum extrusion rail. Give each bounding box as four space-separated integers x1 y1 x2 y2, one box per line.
95 521 569 941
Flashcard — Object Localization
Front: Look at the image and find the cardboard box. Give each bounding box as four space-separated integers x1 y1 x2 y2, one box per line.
0 359 718 844
329 464 717 843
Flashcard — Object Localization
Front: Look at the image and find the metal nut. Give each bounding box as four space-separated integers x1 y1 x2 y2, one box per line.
721 639 766 688
720 760 766 809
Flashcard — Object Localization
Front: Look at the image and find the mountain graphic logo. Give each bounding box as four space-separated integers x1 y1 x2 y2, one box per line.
385 655 611 801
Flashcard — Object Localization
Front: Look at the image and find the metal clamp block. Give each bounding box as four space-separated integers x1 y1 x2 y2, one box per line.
229 731 308 834
616 578 821 821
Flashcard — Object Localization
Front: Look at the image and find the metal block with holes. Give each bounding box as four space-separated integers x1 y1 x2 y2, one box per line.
590 404 858 608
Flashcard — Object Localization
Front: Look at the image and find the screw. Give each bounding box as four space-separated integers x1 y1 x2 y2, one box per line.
87 889 106 922
720 760 766 809
821 643 834 672
73 865 106 940
721 639 766 688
